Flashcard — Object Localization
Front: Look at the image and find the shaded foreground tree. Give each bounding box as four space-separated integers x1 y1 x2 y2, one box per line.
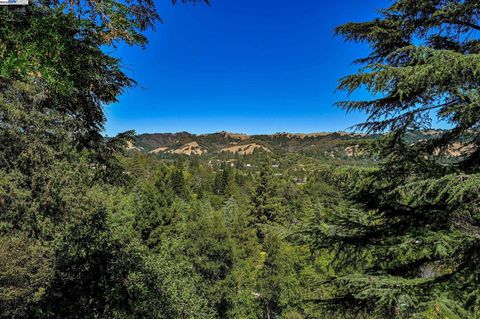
1 0 208 149
0 1 211 318
336 0 480 170
304 1 480 318
0 6 134 155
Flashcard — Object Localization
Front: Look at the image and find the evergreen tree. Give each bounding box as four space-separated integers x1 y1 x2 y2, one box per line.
0 6 134 149
184 202 235 318
213 163 235 196
171 164 190 199
302 1 480 317
250 158 286 238
256 232 307 319
222 198 261 319
336 0 480 171
134 181 167 247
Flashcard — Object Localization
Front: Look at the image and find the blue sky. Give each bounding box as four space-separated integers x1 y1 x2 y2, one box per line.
104 0 390 136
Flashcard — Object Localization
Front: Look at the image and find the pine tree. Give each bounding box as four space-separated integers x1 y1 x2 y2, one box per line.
335 0 480 172
184 202 235 318
221 198 262 319
170 165 189 198
250 158 286 235
303 1 480 317
256 232 307 319
213 169 227 196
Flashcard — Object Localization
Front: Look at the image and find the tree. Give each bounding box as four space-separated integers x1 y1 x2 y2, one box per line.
336 0 480 172
0 1 211 317
256 232 307 319
29 0 208 46
1 0 209 148
303 1 480 317
213 164 229 196
106 193 214 319
222 198 262 319
184 202 235 318
0 99 125 316
171 165 190 198
250 158 286 239
0 7 134 149
213 164 238 197
0 235 54 318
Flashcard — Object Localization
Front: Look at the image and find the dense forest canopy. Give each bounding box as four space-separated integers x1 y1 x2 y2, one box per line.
1 0 480 319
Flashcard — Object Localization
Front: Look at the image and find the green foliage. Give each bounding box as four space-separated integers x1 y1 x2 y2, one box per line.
113 152 322 319
257 232 309 319
301 164 480 318
184 202 235 317
251 158 286 232
335 0 480 172
0 7 134 148
0 2 214 318
25 0 208 46
308 3 480 315
5 0 480 317
0 235 54 318
290 3 480 316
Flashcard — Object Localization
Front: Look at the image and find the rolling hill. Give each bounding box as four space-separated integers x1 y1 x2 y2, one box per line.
128 131 376 159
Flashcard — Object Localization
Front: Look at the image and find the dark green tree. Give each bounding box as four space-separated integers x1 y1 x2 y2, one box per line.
171 166 190 198
0 7 134 149
184 202 235 318
213 163 238 197
213 169 228 196
303 1 480 318
256 232 307 319
221 198 262 318
336 0 480 172
250 158 286 237
0 1 210 317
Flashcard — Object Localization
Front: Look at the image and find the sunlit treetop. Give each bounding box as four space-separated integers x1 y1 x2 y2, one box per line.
35 0 209 45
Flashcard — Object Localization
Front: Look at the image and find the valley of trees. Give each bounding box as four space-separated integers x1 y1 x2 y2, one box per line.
1 0 480 318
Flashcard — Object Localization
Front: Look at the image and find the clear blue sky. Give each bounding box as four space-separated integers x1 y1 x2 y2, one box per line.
104 0 390 136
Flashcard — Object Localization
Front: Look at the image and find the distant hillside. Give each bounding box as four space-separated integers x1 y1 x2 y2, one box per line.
129 131 377 159
126 129 478 160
